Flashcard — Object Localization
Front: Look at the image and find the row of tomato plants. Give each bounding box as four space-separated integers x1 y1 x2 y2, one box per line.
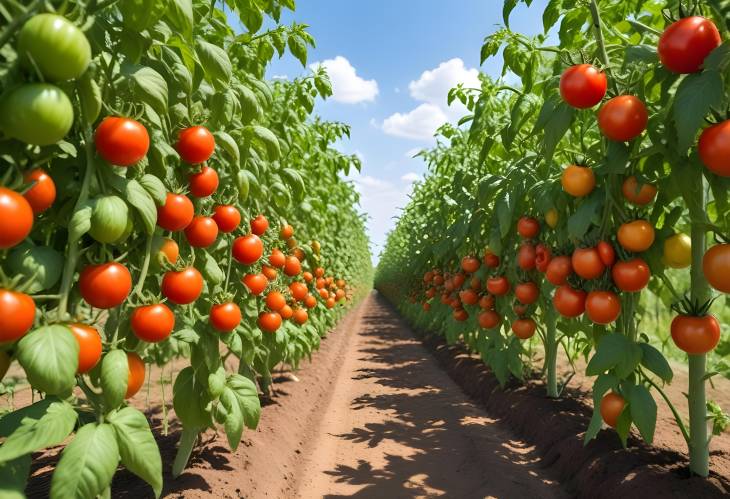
376 0 730 479
0 1 372 497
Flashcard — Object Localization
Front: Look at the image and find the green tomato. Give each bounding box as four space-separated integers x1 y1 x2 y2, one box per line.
7 244 64 294
89 195 130 243
0 84 74 145
17 14 91 82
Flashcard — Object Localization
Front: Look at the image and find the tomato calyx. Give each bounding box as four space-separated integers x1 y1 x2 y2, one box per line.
670 293 716 318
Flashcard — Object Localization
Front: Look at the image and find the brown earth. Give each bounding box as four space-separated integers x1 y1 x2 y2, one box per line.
9 291 730 498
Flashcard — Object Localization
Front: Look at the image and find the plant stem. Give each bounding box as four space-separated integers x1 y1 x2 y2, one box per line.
172 426 198 478
685 165 711 477
134 235 153 296
544 304 558 398
588 0 611 67
0 0 42 50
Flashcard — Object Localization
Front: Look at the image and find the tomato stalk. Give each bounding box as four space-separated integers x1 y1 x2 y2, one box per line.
544 304 558 398
684 165 711 477
57 121 96 320
133 235 153 296
588 0 611 67
172 426 198 478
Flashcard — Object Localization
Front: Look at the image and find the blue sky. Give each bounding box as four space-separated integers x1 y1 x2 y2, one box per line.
262 0 550 262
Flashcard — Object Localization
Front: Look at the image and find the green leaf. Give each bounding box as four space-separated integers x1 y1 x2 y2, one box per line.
126 65 168 113
287 34 308 66
628 384 657 443
236 0 264 33
219 388 244 450
567 191 603 239
245 125 281 160
16 325 78 395
502 0 518 27
173 367 211 428
624 44 659 65
542 0 563 32
673 70 723 153
101 350 129 410
603 141 629 174
0 398 76 463
226 374 261 429
543 100 574 161
109 407 163 497
139 174 167 206
199 250 224 285
586 333 631 376
50 423 119 499
126 179 157 234
166 0 193 40
77 72 102 124
68 202 94 243
208 366 226 399
0 455 31 499
196 38 232 88
214 131 240 164
638 343 673 383
281 168 305 202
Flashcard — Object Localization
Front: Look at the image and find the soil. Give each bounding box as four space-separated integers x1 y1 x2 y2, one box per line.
9 291 730 498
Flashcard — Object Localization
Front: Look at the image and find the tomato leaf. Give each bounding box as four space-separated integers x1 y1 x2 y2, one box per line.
542 99 574 162
126 179 158 234
68 202 94 243
16 325 78 396
125 65 168 113
214 131 240 164
673 69 723 153
50 423 119 499
226 374 261 429
173 367 212 428
101 350 129 411
638 343 673 383
109 407 163 498
138 174 167 206
287 34 308 66
567 190 603 240
0 454 31 499
586 333 631 376
166 0 193 40
628 384 657 443
244 125 281 160
196 38 232 89
0 398 76 463
219 388 244 451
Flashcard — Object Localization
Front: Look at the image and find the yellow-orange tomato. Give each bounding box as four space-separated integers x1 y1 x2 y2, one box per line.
618 220 655 253
622 176 657 206
561 165 595 197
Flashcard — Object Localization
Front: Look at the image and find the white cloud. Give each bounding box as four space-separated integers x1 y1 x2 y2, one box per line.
309 56 378 104
381 57 481 141
382 103 448 140
271 74 288 80
401 172 420 183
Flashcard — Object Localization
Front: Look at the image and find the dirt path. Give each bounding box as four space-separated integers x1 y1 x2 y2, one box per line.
294 292 567 498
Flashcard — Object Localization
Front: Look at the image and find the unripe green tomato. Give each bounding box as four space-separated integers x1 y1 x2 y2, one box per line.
89 195 130 243
17 14 91 82
7 244 64 293
0 84 74 145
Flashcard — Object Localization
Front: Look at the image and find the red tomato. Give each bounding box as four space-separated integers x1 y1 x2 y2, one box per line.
698 121 730 177
261 265 278 281
671 314 721 354
176 126 215 164
284 256 301 276
303 294 317 309
479 294 495 310
572 247 606 280
161 267 203 305
250 214 269 235
280 224 294 239
157 238 179 266
618 220 655 252
517 216 540 239
280 304 294 319
597 241 616 266
68 323 102 374
0 289 35 342
243 273 268 295
290 282 308 301
189 166 219 198
232 234 263 264
612 258 650 292
210 302 242 332
269 248 286 268
546 255 572 286
461 256 480 273
515 281 539 305
212 205 241 233
553 285 586 318
131 304 175 342
483 250 500 268
585 291 621 325
511 318 536 340
0 188 33 249
79 262 132 309
422 302 431 312
459 289 479 305
125 352 145 398
703 243 730 293
517 243 536 270
535 244 552 273
600 392 625 428
486 276 510 296
95 117 149 166
597 96 648 142
622 176 657 205
453 308 468 322
266 291 287 311
23 169 56 214
658 16 721 74
184 216 218 248
258 311 282 332
293 308 309 324
559 64 607 108
478 310 501 329
157 193 194 232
